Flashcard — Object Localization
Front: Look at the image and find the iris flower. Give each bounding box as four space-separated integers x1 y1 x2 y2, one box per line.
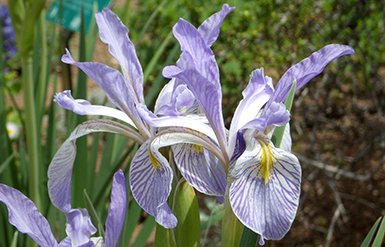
50 6 233 229
0 170 126 247
139 9 354 244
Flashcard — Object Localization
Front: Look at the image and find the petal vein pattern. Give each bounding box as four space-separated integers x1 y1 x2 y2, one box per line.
0 184 58 247
229 136 301 244
55 90 136 128
172 144 226 198
95 8 144 103
129 141 177 228
48 119 141 213
272 44 354 103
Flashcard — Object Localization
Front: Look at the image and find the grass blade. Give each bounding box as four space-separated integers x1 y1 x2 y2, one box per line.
361 217 382 247
373 216 385 247
131 216 156 247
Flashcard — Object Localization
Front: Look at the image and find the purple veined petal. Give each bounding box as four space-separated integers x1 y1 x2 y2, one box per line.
95 8 144 104
172 144 226 199
197 4 235 47
58 237 71 247
59 238 96 247
242 102 290 132
105 170 127 247
172 19 220 85
65 208 96 247
61 49 143 126
137 104 218 144
172 84 199 114
48 119 143 213
163 65 228 160
228 68 273 155
0 184 58 247
272 44 354 103
129 141 177 228
229 135 301 244
155 80 200 116
154 79 175 115
55 90 136 128
150 130 228 201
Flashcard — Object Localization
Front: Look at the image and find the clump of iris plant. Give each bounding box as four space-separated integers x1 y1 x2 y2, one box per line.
0 170 126 247
49 3 354 246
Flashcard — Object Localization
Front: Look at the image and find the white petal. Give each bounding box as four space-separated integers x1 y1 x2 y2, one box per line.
229 136 301 243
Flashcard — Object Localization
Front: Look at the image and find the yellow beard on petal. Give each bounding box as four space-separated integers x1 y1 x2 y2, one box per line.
192 144 204 154
149 152 160 170
257 139 274 184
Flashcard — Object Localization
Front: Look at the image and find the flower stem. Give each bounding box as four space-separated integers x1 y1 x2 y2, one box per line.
22 56 41 210
222 198 243 247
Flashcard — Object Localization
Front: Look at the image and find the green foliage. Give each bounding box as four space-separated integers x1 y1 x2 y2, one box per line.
361 216 385 247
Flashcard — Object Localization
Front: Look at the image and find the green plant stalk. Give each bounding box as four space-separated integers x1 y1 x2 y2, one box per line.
37 10 48 119
173 180 200 247
0 28 11 169
22 56 42 210
154 224 176 247
72 7 88 208
221 198 244 247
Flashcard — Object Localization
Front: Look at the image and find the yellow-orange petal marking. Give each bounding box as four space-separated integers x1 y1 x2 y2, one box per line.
257 139 274 184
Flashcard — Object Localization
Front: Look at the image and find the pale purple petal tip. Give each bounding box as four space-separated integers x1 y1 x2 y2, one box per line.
95 8 144 103
155 203 178 228
273 44 355 102
105 170 127 247
65 209 96 247
0 184 58 247
197 4 235 47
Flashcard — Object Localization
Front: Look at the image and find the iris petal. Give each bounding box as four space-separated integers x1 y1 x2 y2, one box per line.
95 8 144 103
55 90 136 128
61 49 142 125
0 184 58 247
197 4 235 47
65 209 96 247
228 68 273 154
272 44 354 103
165 20 227 152
229 136 301 243
48 119 140 213
129 141 177 228
105 170 127 247
137 104 218 143
172 144 226 199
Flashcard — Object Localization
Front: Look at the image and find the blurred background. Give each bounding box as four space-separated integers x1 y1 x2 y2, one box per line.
0 0 384 246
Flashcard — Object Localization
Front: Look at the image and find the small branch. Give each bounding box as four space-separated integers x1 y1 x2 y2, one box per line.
297 154 371 181
325 205 343 247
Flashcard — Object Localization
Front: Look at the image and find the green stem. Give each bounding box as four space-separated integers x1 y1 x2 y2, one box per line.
222 198 243 247
37 10 48 120
22 56 41 210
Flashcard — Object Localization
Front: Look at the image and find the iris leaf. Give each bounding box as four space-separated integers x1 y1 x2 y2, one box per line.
271 80 296 147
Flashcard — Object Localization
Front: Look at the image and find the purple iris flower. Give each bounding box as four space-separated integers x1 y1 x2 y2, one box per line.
50 6 234 229
0 170 127 247
0 4 17 61
139 6 354 245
